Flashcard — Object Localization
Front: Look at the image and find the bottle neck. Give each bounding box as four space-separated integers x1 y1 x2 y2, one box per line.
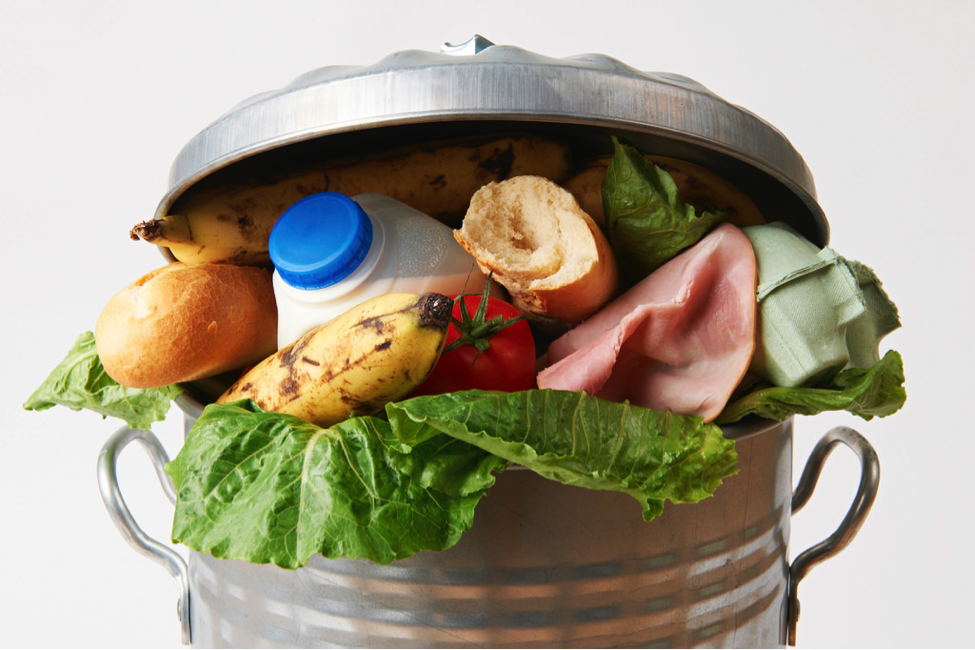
276 212 387 302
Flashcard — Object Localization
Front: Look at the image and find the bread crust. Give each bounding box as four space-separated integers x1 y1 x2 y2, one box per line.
95 263 277 388
454 176 619 327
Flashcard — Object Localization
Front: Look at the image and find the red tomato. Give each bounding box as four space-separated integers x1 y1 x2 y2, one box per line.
412 291 536 395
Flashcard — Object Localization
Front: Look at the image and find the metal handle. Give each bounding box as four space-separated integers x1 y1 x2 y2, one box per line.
97 425 191 645
787 426 880 646
440 34 495 56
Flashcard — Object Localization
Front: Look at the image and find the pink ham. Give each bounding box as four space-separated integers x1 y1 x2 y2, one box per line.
536 223 757 422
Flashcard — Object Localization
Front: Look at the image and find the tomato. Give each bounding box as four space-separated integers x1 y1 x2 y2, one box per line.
411 288 536 395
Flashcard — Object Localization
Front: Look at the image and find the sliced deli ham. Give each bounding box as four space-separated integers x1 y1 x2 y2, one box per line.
536 223 757 422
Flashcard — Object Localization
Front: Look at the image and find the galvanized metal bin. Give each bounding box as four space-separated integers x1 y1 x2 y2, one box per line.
97 36 880 647
100 398 877 647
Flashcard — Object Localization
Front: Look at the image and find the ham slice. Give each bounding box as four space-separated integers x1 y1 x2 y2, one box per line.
536 223 757 422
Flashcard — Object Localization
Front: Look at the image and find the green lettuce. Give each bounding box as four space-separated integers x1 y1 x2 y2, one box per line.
165 392 738 567
165 400 506 569
602 136 727 284
23 331 181 430
389 389 739 522
715 349 906 425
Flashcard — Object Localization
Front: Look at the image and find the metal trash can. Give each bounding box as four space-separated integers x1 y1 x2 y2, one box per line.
97 36 880 647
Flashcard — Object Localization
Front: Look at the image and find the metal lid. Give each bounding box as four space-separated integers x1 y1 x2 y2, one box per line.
157 35 828 245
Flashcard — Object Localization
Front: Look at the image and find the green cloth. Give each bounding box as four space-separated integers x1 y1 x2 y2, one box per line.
743 223 900 388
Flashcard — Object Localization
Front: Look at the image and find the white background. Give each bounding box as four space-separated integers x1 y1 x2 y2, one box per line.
2 1 972 648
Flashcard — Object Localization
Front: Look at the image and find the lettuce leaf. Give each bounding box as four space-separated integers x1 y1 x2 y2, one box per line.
160 351 902 569
23 331 181 430
165 400 506 569
715 349 907 425
388 389 739 522
602 136 726 284
165 392 738 567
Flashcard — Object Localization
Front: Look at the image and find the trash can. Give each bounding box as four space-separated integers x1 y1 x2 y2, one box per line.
97 36 880 647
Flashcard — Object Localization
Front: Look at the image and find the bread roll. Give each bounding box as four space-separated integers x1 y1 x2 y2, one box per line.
95 262 277 389
562 155 765 229
454 175 618 328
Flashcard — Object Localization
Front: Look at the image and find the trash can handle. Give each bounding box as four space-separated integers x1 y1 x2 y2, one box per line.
96 425 191 645
787 426 880 646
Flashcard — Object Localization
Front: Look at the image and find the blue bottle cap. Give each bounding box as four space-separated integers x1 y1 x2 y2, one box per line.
269 192 374 290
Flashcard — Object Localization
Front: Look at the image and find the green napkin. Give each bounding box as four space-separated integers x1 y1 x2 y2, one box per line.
743 223 900 388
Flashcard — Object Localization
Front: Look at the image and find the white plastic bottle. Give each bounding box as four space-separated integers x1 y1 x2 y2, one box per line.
270 192 491 349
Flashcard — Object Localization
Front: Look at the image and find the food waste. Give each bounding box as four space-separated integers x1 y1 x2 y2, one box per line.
25 132 906 569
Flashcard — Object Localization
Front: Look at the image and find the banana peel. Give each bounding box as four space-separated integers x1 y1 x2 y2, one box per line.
562 154 766 230
218 292 453 427
131 133 572 266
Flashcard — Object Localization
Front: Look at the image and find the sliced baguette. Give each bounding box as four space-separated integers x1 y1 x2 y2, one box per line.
454 175 618 328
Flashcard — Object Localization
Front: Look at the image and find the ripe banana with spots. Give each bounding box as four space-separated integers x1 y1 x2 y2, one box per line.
130 133 572 266
562 154 766 229
217 292 453 428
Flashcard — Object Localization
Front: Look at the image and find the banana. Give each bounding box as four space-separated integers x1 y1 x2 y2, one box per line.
131 133 572 266
217 292 453 428
562 154 766 230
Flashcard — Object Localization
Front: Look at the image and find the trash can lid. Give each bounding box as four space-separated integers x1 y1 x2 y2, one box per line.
155 35 828 245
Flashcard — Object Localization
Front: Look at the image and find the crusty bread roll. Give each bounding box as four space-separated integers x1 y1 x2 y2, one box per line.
562 155 766 229
95 262 277 389
453 175 619 328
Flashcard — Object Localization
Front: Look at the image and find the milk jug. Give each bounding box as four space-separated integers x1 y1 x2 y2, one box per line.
270 192 490 348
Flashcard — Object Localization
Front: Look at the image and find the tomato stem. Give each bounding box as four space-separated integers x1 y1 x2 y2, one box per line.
443 274 524 357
